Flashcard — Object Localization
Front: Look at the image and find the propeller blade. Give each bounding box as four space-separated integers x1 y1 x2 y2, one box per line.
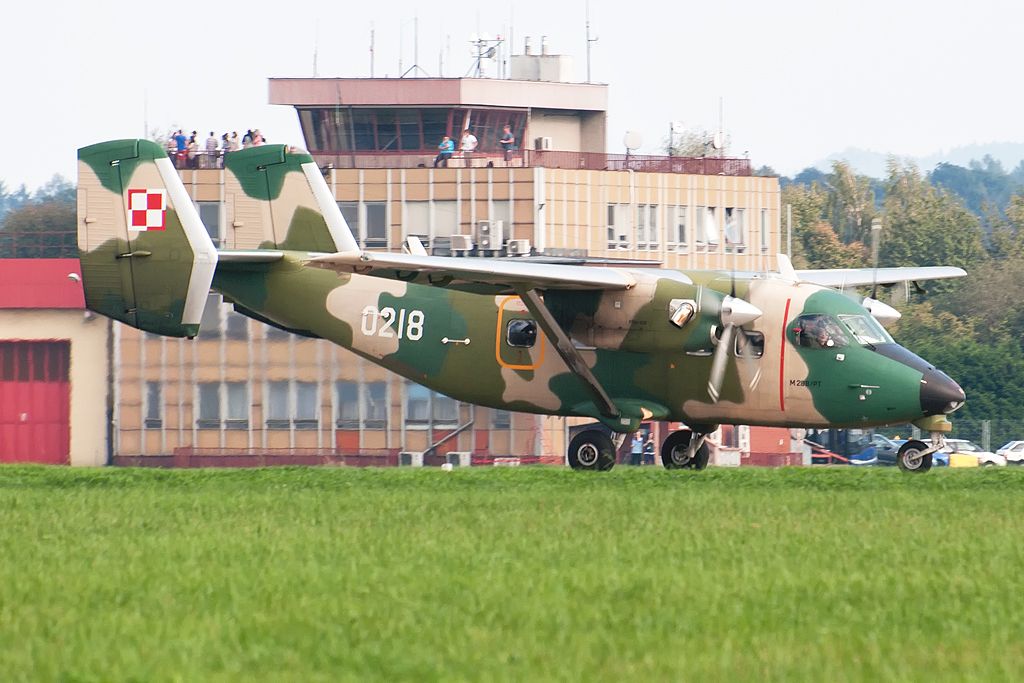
707 323 734 403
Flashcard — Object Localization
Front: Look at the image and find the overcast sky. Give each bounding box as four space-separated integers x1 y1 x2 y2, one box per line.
4 0 1021 190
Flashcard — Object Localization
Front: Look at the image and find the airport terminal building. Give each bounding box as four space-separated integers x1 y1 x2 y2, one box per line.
2 50 795 465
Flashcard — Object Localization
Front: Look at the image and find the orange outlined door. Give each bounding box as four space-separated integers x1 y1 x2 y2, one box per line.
495 296 545 370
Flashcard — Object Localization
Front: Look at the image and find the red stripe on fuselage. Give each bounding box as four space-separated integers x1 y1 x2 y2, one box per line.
779 297 792 412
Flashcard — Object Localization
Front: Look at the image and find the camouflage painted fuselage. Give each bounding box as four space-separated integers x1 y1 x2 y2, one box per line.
213 255 938 430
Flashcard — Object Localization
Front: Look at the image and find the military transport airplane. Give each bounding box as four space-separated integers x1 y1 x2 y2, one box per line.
77 139 967 473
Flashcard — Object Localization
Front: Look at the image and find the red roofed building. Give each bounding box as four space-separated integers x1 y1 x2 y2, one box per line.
0 258 110 465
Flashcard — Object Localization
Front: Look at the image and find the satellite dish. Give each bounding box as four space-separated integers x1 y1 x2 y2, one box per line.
711 132 724 150
623 131 643 151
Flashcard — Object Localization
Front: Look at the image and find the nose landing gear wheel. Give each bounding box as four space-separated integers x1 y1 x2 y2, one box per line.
567 429 616 471
661 430 710 470
897 439 933 473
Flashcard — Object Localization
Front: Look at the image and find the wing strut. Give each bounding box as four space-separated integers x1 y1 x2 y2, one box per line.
516 288 621 420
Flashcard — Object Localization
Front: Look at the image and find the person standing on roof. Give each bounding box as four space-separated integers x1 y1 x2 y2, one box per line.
433 135 454 168
460 128 478 166
500 124 515 163
205 132 218 168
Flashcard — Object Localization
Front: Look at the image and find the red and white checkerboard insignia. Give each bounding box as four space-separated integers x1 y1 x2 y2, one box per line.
127 189 167 231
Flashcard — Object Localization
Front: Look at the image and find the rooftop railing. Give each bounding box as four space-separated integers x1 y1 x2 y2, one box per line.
307 149 753 176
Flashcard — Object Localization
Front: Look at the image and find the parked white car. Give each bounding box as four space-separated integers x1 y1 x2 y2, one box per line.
996 440 1024 465
943 439 1006 467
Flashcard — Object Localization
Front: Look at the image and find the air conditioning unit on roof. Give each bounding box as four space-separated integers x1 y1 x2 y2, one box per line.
451 234 474 252
535 136 553 150
445 451 472 467
398 451 423 467
506 239 531 256
474 220 505 250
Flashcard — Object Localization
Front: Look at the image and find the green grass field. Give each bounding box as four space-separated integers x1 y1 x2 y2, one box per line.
2 465 1024 681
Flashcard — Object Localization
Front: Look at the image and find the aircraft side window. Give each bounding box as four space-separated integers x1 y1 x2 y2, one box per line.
507 319 538 348
735 331 765 358
794 314 848 350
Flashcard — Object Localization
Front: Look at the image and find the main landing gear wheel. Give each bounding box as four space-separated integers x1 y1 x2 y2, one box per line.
567 429 616 471
897 439 933 473
661 430 710 470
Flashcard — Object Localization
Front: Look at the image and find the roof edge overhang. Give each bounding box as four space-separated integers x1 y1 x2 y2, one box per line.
268 77 608 112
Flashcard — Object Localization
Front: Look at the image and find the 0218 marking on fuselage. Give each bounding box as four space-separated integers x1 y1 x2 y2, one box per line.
360 305 425 341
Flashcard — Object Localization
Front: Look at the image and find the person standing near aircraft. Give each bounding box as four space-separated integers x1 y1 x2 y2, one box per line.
434 135 454 168
630 433 644 466
643 435 656 465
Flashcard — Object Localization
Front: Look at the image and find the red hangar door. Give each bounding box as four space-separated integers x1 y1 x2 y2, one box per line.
0 341 71 464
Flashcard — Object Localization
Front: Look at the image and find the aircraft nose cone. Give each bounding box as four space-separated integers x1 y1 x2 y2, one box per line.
920 369 965 415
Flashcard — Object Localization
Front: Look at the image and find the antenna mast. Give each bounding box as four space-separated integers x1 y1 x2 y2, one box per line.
401 15 430 77
313 24 319 77
585 0 598 83
370 23 375 77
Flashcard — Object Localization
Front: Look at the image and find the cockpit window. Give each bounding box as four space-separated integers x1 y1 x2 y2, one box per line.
839 314 893 346
793 314 848 350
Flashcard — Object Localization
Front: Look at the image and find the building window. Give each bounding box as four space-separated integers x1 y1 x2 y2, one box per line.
295 381 319 430
225 382 249 430
671 206 688 249
406 382 431 425
144 381 162 429
197 382 220 429
491 200 511 228
404 201 430 242
725 208 746 251
607 204 631 249
492 409 511 429
432 393 458 425
337 201 359 237
266 381 290 429
760 208 769 251
266 381 319 430
365 202 387 247
197 201 221 246
434 200 459 238
404 381 458 428
364 382 388 429
703 207 719 250
338 201 387 248
335 381 360 428
637 204 658 249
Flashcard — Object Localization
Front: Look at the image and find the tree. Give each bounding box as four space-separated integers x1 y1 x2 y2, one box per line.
880 160 985 272
825 161 878 245
0 198 76 257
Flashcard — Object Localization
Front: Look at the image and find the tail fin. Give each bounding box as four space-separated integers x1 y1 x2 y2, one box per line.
77 139 218 337
222 145 359 253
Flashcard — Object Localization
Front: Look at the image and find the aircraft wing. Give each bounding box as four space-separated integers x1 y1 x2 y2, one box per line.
307 251 639 293
795 266 966 288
